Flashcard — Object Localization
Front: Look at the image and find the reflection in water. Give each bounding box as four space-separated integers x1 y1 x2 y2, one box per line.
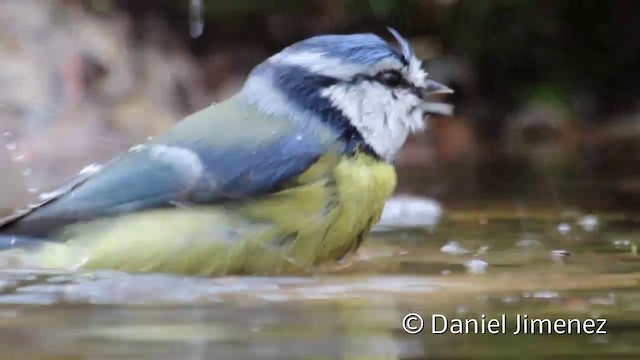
0 212 639 358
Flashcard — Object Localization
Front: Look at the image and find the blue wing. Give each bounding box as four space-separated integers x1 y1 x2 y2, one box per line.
0 96 343 237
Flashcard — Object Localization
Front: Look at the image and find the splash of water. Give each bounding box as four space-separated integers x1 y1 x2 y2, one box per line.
2 131 40 194
189 0 204 38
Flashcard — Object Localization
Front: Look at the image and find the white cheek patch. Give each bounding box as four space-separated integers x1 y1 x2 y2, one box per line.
403 56 427 87
321 82 425 161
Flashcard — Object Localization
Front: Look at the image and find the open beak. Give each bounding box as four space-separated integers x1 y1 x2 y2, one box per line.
417 80 454 116
421 80 454 96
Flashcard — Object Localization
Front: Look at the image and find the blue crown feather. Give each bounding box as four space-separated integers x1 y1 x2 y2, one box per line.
284 31 410 66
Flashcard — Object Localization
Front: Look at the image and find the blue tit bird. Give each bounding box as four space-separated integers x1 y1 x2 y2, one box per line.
0 29 452 275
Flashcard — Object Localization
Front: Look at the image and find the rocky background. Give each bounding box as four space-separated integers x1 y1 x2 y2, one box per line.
1 0 639 213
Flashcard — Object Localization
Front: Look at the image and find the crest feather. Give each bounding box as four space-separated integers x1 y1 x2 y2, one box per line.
387 27 414 61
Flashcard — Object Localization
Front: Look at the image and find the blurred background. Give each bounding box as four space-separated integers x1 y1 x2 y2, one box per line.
2 2 640 359
2 0 640 214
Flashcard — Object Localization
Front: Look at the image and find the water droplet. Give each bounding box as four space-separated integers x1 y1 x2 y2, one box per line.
2 131 12 138
20 168 32 176
533 291 559 299
11 153 25 162
475 245 490 255
551 249 571 264
614 239 631 249
578 215 599 232
464 259 488 274
551 249 571 257
440 241 469 255
5 142 16 151
27 187 39 193
557 223 571 235
189 0 204 38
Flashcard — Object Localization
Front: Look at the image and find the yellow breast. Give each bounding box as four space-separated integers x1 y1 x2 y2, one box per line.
317 153 397 260
237 152 397 269
25 153 397 275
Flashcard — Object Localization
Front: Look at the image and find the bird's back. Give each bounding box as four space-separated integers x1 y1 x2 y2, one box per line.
0 96 338 237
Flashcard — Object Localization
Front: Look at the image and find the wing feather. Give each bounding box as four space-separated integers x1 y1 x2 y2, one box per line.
0 96 342 237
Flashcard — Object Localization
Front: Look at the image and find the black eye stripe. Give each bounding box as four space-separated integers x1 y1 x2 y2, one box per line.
351 70 412 89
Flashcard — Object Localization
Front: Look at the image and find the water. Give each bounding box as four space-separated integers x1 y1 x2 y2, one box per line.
189 0 204 39
0 208 639 359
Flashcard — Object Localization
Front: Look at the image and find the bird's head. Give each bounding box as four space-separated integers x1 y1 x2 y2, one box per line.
241 29 453 161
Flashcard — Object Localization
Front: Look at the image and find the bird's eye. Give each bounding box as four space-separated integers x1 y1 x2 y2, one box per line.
378 70 403 87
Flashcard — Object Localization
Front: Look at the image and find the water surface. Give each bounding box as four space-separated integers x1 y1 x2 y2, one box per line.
0 208 639 359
